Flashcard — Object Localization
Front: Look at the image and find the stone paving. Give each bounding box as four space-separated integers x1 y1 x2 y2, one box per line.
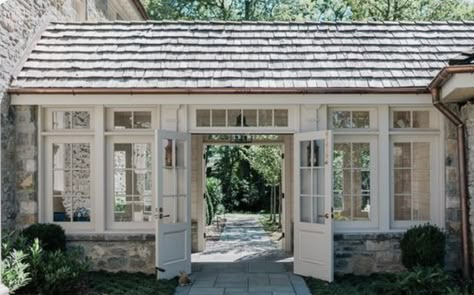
175 214 311 295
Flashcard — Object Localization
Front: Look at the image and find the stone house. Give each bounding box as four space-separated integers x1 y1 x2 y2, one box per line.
3 18 474 282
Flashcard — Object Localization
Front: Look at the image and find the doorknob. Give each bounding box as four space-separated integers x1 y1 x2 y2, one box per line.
159 213 170 219
317 213 331 219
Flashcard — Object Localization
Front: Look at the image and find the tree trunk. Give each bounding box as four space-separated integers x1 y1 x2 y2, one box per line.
278 184 282 226
269 186 274 222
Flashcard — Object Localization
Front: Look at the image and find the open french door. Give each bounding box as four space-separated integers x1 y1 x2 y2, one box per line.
155 130 191 279
294 131 334 282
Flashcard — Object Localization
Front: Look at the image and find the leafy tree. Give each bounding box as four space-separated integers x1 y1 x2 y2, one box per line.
248 146 282 223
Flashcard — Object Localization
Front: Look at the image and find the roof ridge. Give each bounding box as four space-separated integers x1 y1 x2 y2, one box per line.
48 20 472 26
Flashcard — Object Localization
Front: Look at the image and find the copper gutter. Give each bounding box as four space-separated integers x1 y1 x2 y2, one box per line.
430 70 472 279
7 86 429 95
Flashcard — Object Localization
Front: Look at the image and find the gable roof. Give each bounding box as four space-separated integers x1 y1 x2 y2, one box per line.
9 21 474 94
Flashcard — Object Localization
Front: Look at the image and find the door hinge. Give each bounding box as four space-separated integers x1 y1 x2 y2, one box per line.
281 193 285 199
203 153 206 159
204 233 206 239
203 193 206 199
281 153 285 159
278 232 285 241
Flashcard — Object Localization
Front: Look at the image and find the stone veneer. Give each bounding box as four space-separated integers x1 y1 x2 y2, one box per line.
461 103 474 269
0 0 144 230
67 234 155 274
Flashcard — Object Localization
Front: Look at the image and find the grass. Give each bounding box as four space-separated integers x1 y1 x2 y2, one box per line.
88 271 177 295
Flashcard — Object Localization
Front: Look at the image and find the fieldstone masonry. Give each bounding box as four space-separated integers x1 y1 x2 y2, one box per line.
461 103 474 269
67 234 155 273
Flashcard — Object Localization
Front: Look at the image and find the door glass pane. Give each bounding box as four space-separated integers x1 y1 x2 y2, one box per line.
313 196 325 224
394 195 411 220
163 139 173 167
300 196 311 223
312 140 324 167
177 196 187 223
413 169 429 194
354 195 369 220
332 111 351 128
334 143 350 169
412 195 429 220
212 109 226 127
300 141 311 167
134 112 152 129
352 143 370 168
73 197 91 222
394 169 411 194
163 169 174 195
352 111 370 128
71 111 90 129
413 143 430 169
161 197 174 224
274 109 288 127
53 196 71 222
413 111 429 128
336 196 351 221
177 168 186 195
53 143 71 169
72 143 90 169
300 169 311 195
228 110 242 127
133 170 150 195
114 111 133 129
72 170 90 196
393 111 411 128
114 144 132 169
393 143 411 168
176 140 186 168
243 110 257 127
313 168 325 195
258 109 272 127
196 110 211 127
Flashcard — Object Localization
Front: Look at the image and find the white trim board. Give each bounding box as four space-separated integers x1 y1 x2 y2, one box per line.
11 93 433 105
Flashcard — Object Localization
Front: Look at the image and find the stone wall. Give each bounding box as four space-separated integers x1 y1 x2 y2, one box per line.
0 0 145 230
334 233 404 275
68 234 155 274
460 103 474 269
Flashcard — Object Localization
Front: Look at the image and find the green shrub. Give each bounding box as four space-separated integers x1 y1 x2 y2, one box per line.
27 239 90 295
372 266 454 295
22 223 66 252
1 249 30 294
400 223 445 269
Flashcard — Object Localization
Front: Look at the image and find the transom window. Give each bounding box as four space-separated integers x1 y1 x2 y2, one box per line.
391 110 431 129
196 108 289 128
52 111 90 129
331 110 370 129
114 111 152 129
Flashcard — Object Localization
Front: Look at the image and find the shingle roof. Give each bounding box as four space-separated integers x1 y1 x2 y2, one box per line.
10 21 474 90
449 47 474 65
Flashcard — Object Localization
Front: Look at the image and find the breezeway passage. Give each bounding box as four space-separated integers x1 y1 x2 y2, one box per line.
176 214 311 295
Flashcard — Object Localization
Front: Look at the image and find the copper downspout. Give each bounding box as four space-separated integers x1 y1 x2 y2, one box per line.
432 87 471 279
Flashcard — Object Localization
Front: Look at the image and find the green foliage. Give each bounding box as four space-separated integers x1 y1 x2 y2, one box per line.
400 223 446 269
1 249 30 293
88 271 178 295
306 268 471 295
27 239 90 295
145 0 474 21
22 223 66 252
205 177 224 225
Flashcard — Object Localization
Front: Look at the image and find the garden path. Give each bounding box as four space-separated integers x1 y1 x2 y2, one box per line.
176 214 311 295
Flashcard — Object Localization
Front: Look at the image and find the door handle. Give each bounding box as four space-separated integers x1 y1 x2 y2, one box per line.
317 213 331 219
159 213 170 219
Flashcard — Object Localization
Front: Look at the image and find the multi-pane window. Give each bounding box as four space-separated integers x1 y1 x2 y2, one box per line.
196 108 289 128
332 110 370 129
52 143 91 223
114 111 152 129
392 141 431 221
333 142 371 221
299 140 326 224
52 111 90 129
392 110 430 129
113 143 153 222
